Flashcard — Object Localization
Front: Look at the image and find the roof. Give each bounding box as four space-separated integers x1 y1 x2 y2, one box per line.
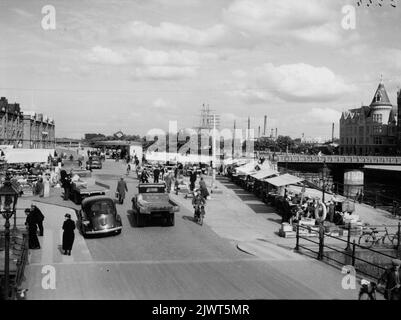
370 82 392 108
93 140 142 146
81 195 114 206
264 173 304 187
250 168 279 180
235 161 258 175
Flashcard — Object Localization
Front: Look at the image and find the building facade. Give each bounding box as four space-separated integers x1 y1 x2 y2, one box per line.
339 81 399 156
0 96 55 148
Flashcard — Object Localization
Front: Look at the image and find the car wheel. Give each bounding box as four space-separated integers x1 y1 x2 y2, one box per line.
136 213 143 227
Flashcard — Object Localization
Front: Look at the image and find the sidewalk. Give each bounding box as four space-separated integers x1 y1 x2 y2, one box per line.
171 174 400 259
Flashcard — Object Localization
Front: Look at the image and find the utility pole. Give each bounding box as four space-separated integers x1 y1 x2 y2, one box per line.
263 116 267 136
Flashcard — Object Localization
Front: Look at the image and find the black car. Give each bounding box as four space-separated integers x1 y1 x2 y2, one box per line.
86 156 102 169
77 196 122 237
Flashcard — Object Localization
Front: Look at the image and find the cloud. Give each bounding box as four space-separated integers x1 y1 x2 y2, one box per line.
85 46 127 65
231 62 353 103
124 21 227 46
152 98 176 110
84 46 217 79
222 0 347 46
383 48 401 70
307 107 342 124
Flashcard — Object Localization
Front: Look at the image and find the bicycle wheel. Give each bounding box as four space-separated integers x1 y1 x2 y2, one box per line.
358 234 375 248
383 234 396 246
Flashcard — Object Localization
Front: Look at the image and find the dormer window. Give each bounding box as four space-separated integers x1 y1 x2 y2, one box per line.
375 92 382 102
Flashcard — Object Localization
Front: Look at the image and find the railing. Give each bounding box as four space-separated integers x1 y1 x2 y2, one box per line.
295 222 401 282
273 154 401 164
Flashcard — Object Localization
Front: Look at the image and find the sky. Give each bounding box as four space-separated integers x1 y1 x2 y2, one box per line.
0 0 401 140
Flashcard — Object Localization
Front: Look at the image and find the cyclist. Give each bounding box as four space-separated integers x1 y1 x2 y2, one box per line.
192 189 206 221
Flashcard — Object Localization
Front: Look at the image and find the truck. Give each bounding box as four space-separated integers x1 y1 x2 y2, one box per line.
131 183 179 227
69 170 109 204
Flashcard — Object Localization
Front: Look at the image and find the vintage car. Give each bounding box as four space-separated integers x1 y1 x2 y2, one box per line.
86 156 102 170
131 183 179 227
77 196 122 237
69 170 109 204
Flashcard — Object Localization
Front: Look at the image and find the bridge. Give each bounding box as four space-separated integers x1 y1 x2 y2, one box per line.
270 154 401 165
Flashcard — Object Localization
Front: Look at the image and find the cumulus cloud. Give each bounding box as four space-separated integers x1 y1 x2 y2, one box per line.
222 0 347 46
124 21 227 46
231 62 353 103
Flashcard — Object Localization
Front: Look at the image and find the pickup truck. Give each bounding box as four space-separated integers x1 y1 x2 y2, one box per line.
131 183 179 227
69 170 109 204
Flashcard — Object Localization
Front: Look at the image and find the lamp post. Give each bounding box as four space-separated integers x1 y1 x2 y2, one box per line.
0 175 20 300
322 161 329 203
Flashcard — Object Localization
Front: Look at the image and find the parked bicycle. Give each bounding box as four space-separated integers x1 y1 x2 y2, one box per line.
358 224 399 248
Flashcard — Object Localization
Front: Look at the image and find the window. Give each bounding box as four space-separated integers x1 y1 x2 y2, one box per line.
373 114 382 123
373 137 382 145
359 137 363 144
359 126 364 135
373 126 382 134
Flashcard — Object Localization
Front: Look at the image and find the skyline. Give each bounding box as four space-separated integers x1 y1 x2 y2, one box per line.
1 0 401 139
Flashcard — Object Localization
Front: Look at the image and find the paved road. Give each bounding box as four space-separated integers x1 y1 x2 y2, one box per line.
22 160 358 299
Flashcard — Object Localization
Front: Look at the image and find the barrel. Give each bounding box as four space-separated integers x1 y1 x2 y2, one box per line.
343 170 364 198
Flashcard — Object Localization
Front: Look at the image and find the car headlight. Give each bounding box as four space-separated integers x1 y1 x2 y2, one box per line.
82 220 90 226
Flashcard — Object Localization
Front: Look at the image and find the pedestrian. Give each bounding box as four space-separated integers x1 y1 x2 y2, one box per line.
140 169 149 183
30 204 45 236
153 167 160 183
126 163 131 176
25 209 40 249
378 259 401 300
116 177 128 204
35 178 44 197
189 169 197 192
199 177 209 199
61 172 72 200
62 213 75 255
164 172 173 193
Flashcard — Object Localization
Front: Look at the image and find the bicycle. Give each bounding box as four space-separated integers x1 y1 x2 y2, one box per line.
358 224 399 248
193 204 205 226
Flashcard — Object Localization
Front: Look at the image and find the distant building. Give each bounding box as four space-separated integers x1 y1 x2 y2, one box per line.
339 81 398 156
0 96 55 148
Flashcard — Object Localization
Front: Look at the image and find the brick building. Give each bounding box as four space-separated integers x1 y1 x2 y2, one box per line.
0 96 55 148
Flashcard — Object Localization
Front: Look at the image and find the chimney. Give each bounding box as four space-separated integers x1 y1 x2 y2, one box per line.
263 116 267 136
270 129 274 138
275 128 278 139
258 126 261 138
332 123 335 142
398 89 401 153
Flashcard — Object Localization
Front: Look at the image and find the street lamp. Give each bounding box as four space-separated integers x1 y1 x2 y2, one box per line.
0 175 20 300
322 161 329 203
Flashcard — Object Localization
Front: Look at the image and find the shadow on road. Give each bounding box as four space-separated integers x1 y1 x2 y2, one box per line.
182 215 197 223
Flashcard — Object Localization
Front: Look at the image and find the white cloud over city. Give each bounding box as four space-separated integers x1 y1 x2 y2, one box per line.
0 0 400 139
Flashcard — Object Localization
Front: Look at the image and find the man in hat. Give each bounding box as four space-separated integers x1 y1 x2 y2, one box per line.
379 259 401 300
116 177 128 204
62 213 75 255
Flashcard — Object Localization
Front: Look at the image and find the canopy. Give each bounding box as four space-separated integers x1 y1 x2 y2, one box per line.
4 149 54 164
235 161 258 175
264 173 304 187
250 168 279 180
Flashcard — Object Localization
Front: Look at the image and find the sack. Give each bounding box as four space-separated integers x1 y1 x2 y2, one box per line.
115 192 119 198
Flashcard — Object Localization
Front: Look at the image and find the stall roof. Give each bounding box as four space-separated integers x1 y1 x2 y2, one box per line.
236 161 258 175
264 173 304 187
4 149 54 163
250 168 279 180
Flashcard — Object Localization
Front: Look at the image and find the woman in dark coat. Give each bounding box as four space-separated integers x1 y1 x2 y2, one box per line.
62 213 75 255
25 209 40 249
